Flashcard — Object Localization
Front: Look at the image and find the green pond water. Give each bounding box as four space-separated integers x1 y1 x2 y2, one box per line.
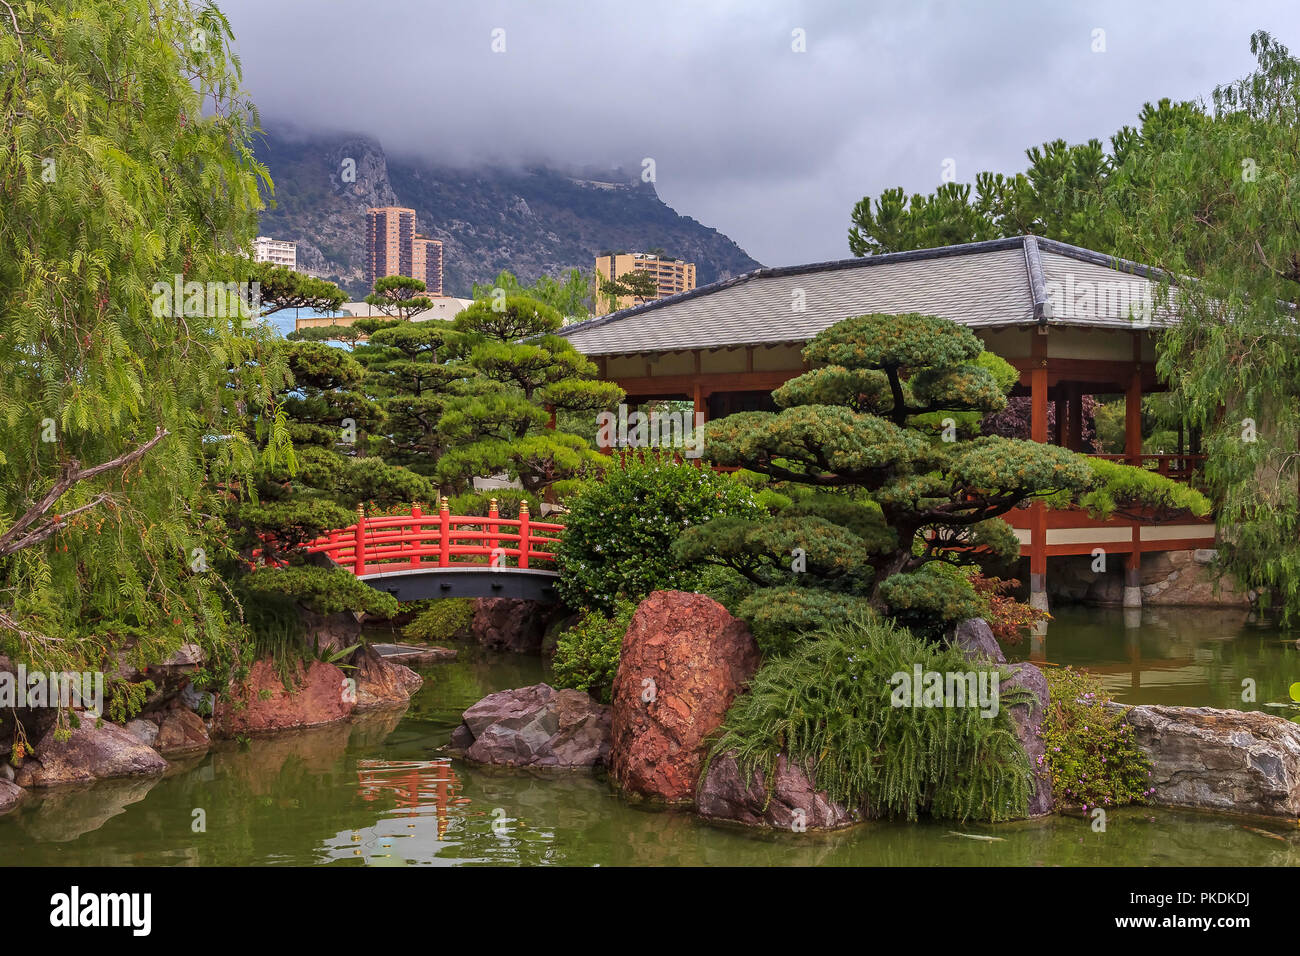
4 605 1300 867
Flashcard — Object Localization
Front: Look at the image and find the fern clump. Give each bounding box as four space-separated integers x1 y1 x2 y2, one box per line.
709 617 1034 822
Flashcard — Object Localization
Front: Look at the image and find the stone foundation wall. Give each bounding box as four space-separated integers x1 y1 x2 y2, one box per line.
1038 549 1250 608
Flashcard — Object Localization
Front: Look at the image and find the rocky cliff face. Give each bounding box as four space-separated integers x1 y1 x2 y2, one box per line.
254 130 762 298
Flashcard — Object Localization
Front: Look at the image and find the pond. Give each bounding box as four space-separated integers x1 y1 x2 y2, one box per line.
3 607 1299 866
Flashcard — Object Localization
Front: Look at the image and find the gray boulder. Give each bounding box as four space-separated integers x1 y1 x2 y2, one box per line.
0 779 27 817
953 618 1052 817
1124 704 1300 819
697 752 862 830
456 683 611 768
123 719 159 748
1003 662 1053 817
952 618 1005 664
14 718 168 788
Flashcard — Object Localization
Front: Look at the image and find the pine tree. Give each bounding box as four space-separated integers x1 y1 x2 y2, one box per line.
435 296 623 502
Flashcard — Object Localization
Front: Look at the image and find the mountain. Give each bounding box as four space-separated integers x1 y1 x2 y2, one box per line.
253 129 763 299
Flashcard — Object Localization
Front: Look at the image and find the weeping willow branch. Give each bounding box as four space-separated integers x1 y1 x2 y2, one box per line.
0 427 170 558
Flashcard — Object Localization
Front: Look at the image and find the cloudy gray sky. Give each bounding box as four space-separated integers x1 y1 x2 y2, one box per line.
221 0 1300 267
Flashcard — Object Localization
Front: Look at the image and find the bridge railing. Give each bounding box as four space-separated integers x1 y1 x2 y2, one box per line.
304 498 564 576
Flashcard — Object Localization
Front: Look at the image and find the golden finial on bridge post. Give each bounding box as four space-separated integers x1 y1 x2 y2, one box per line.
440 495 449 512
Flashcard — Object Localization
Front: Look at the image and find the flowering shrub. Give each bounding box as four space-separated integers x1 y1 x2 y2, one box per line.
555 454 765 613
1041 665 1153 813
551 601 637 703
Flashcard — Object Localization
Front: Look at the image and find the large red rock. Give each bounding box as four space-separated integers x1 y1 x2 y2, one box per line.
214 659 353 736
609 591 761 804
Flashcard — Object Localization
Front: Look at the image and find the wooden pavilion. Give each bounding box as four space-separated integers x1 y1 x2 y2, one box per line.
558 236 1216 608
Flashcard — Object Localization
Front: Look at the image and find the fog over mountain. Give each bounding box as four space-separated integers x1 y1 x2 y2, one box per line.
223 0 1300 266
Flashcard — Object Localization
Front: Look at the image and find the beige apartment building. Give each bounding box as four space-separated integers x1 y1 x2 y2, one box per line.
253 236 297 269
365 207 444 295
412 234 445 297
595 252 696 313
365 207 415 289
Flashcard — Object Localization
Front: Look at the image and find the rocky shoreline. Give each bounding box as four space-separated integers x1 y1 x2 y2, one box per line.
0 619 425 817
448 591 1300 832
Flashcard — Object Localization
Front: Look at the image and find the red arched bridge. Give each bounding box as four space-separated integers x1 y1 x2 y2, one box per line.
303 498 565 602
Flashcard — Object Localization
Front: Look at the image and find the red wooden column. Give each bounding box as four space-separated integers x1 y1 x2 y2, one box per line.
1124 333 1144 607
518 501 531 569
439 496 450 567
1125 356 1143 465
1029 332 1049 610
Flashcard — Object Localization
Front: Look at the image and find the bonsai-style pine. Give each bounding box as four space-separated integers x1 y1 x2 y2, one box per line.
354 321 471 479
675 313 1208 641
365 274 434 322
435 295 624 502
246 262 347 319
229 341 435 619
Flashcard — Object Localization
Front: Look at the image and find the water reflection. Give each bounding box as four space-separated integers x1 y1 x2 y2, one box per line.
1009 605 1295 710
4 623 1300 866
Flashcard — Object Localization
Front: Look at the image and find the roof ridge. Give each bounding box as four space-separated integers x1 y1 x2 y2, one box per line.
1021 235 1050 324
558 236 1034 338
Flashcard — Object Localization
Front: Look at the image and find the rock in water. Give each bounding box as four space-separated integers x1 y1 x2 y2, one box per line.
351 645 423 711
15 719 168 787
609 591 761 804
214 659 353 737
697 752 862 830
952 618 1052 818
455 683 610 768
1124 705 1300 819
154 709 210 758
0 779 27 817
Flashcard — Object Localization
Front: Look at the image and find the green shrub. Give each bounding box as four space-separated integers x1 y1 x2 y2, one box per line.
555 455 764 612
735 586 876 656
404 599 475 643
695 565 756 615
1041 666 1153 813
876 562 981 639
708 616 1033 822
551 601 637 703
446 488 540 519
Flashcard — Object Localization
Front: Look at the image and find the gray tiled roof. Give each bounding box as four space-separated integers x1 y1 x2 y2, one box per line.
559 236 1178 356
